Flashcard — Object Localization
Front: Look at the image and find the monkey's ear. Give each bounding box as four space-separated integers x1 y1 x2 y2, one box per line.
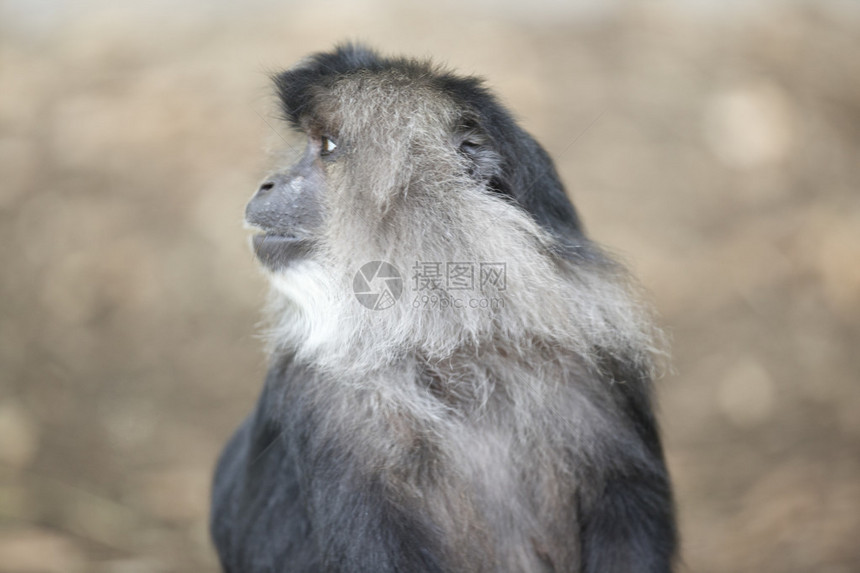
454 121 507 194
441 74 585 240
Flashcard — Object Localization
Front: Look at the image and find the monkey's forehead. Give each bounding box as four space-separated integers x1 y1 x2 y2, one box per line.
322 78 460 130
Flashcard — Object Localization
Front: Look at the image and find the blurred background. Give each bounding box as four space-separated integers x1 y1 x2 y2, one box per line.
1 0 859 571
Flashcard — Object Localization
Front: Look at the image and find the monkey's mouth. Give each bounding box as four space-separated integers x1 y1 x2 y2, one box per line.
252 233 313 269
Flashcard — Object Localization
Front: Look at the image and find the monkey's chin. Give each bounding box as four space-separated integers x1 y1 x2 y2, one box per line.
252 234 313 270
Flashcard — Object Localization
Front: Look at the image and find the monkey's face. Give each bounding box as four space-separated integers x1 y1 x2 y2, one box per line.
245 133 338 270
244 76 466 273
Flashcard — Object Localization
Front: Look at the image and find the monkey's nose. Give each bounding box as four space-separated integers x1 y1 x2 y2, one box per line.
256 181 275 196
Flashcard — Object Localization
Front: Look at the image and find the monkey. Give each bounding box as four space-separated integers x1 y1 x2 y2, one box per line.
210 44 677 573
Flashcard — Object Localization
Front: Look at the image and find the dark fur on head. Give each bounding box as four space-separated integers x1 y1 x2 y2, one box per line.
212 43 677 573
275 44 583 245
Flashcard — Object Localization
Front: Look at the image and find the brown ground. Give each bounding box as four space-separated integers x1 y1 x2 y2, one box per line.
1 1 859 572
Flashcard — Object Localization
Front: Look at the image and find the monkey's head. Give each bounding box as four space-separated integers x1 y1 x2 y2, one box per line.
246 44 657 374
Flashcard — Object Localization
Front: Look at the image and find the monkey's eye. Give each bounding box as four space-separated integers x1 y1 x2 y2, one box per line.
320 136 338 156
